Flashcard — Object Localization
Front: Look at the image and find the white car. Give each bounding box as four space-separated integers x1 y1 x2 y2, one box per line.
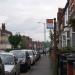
0 50 5 53
0 57 5 75
0 52 20 75
24 49 35 65
10 50 31 72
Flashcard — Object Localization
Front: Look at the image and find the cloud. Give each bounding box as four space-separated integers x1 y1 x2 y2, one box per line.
0 0 67 41
0 16 8 24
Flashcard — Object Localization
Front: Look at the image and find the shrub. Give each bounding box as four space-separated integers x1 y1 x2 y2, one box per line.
58 46 75 54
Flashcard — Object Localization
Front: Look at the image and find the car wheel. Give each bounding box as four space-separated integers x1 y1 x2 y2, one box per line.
15 72 20 75
15 72 16 75
28 65 31 70
17 72 20 75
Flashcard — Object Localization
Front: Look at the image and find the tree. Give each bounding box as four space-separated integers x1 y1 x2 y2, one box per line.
49 29 54 47
8 34 21 49
44 41 50 48
20 37 28 49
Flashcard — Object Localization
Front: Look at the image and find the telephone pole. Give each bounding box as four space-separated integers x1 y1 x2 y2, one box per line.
54 18 58 75
54 18 57 54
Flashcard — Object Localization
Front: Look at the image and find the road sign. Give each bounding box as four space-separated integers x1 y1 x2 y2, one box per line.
46 19 54 29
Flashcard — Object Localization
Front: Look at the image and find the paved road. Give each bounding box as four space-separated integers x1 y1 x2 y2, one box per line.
21 54 53 75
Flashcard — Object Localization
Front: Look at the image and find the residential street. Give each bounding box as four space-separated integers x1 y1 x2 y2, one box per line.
21 54 53 75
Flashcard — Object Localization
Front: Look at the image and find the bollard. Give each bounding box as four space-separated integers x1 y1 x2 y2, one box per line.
67 61 73 75
67 54 75 75
73 62 75 75
59 53 67 75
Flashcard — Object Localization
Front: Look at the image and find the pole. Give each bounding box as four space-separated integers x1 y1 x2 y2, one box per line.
37 22 46 51
54 18 57 53
44 23 46 43
54 18 58 75
44 23 46 52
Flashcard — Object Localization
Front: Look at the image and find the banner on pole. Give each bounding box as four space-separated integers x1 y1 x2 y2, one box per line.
46 19 54 29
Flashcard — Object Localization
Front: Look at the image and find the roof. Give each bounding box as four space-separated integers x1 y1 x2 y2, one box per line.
1 30 12 36
63 1 69 14
0 23 12 36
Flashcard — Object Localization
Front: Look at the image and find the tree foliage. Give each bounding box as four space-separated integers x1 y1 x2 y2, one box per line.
8 34 21 49
49 30 53 47
58 46 75 54
68 18 75 27
44 41 50 48
20 37 28 49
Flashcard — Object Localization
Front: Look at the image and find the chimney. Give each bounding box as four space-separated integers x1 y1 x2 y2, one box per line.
2 23 5 31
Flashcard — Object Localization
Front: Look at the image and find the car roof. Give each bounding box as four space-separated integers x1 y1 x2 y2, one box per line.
10 50 27 53
10 49 27 51
10 50 22 53
21 49 34 51
0 50 5 53
0 52 14 56
28 50 34 51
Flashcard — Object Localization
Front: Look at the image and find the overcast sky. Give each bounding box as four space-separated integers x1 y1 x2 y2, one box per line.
0 0 67 41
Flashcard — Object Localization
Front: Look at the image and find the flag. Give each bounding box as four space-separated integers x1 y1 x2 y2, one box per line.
46 19 54 29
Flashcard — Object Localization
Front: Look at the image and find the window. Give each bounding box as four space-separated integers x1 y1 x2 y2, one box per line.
67 31 70 38
67 39 70 46
72 26 75 32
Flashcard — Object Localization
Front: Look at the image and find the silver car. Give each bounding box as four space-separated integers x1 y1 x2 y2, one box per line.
25 50 35 65
0 57 5 75
10 50 31 72
0 52 20 75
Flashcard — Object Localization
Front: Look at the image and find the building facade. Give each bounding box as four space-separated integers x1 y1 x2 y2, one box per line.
57 0 75 49
68 0 75 48
0 23 12 50
57 8 64 48
61 1 70 47
32 41 44 50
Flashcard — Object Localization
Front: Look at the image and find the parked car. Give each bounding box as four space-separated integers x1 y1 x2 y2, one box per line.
0 52 20 75
21 50 31 69
0 57 5 75
0 50 5 53
27 50 35 65
34 50 41 61
39 50 44 54
22 49 35 65
10 50 31 72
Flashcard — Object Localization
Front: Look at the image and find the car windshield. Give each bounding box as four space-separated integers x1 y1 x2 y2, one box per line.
11 51 25 58
0 54 14 65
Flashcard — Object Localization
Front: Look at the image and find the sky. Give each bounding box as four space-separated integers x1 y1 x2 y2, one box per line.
0 0 67 41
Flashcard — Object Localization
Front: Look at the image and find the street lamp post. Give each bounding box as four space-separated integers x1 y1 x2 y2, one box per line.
44 23 46 43
37 22 46 50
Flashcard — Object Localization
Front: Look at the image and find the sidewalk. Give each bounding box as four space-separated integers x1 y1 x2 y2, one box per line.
21 54 53 75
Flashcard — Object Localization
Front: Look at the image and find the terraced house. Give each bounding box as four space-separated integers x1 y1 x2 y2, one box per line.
57 0 75 49
0 23 12 50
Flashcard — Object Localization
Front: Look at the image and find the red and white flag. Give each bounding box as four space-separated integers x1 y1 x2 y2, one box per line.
46 19 54 29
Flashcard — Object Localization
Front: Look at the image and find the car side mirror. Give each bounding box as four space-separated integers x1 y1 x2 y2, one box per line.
14 57 18 64
28 56 30 59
